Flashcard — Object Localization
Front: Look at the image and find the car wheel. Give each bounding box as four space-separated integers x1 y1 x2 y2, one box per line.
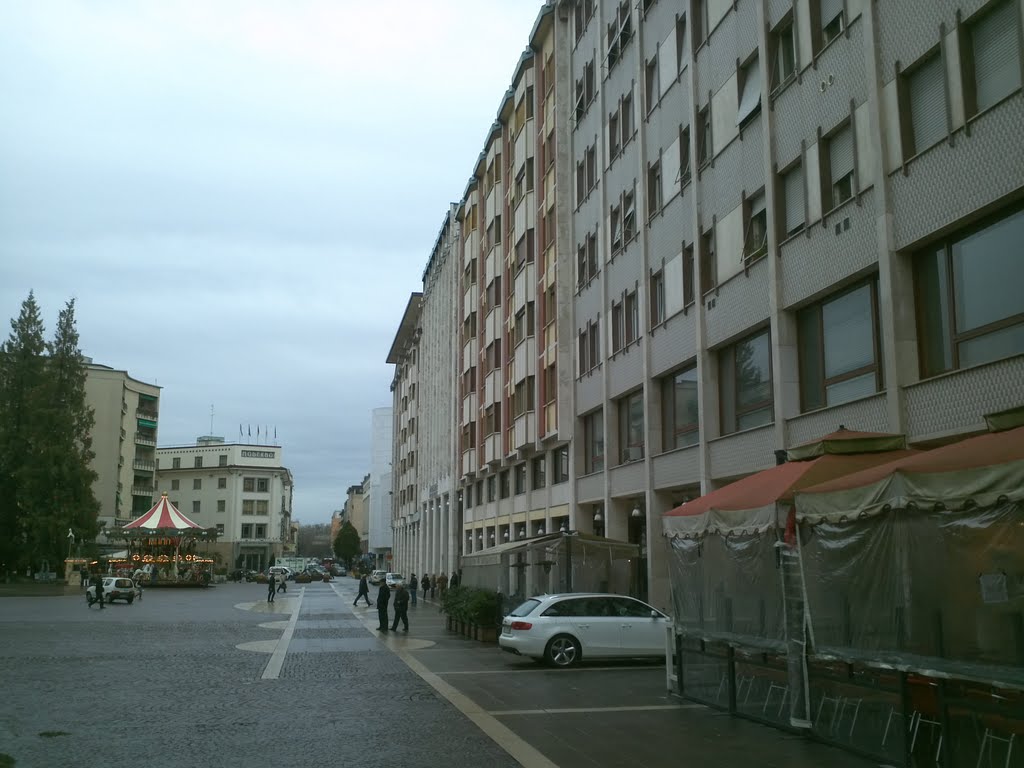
545 634 581 668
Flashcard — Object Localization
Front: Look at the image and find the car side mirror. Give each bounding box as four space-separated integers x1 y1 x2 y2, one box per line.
650 610 659 619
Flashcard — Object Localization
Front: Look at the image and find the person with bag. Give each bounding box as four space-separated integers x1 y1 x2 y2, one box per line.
408 573 418 606
376 580 391 632
391 584 410 632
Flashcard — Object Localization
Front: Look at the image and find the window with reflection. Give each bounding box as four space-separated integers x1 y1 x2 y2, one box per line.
719 329 773 434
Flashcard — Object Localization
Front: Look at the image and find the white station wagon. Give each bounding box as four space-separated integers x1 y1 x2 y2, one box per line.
499 593 670 667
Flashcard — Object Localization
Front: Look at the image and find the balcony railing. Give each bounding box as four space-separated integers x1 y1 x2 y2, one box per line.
133 459 156 472
131 485 155 496
136 409 159 422
134 432 157 447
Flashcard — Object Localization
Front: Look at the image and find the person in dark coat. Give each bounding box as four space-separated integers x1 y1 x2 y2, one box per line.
267 572 276 603
79 566 88 589
449 571 460 589
92 573 105 609
420 573 430 601
376 581 391 631
408 573 418 606
354 574 372 606
391 584 410 632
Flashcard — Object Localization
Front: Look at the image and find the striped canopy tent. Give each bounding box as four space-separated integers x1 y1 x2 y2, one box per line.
115 495 218 576
122 494 208 534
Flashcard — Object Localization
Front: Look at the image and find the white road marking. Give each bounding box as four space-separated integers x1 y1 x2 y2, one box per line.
488 704 702 716
261 587 303 680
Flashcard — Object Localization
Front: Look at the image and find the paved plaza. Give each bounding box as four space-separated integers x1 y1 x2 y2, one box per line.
0 579 880 768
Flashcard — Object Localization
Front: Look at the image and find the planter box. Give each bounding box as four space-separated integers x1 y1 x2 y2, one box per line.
479 626 498 643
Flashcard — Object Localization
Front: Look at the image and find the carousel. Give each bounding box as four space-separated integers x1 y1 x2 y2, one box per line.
109 494 219 586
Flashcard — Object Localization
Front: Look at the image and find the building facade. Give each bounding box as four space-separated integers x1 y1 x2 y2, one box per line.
84 362 161 544
154 437 294 570
367 407 394 564
386 0 1024 611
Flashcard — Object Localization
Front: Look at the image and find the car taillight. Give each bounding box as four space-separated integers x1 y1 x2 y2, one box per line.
510 621 533 631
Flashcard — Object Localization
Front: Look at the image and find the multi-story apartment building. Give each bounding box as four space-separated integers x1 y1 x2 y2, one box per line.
367 407 394 564
567 0 1023 609
344 477 370 554
387 0 1024 611
154 437 294 570
389 207 462 576
454 3 578 564
84 362 161 543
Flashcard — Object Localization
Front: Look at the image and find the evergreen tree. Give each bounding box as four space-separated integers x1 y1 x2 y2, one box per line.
333 521 361 568
0 292 47 574
21 299 100 566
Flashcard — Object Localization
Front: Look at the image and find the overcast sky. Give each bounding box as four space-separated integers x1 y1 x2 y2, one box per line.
0 0 543 525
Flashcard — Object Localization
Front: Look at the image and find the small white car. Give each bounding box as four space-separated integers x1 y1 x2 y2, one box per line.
368 569 387 586
385 573 405 589
268 566 292 581
86 577 139 605
499 593 670 667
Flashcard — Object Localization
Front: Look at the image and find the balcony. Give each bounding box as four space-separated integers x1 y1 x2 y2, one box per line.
134 432 157 447
131 485 155 497
132 459 156 472
136 409 158 424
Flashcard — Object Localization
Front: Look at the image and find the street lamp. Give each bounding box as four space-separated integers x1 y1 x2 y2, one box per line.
503 531 509 541
489 532 495 544
518 526 526 539
537 525 545 535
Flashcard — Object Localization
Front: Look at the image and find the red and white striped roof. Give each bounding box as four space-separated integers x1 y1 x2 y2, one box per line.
122 494 203 530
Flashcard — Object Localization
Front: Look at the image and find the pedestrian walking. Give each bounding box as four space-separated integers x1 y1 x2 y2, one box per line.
391 584 410 632
92 573 105 610
267 572 276 603
79 566 88 589
421 573 431 601
276 573 287 594
437 572 448 598
449 571 460 589
354 574 372 606
408 573 418 606
429 573 436 600
376 581 391 631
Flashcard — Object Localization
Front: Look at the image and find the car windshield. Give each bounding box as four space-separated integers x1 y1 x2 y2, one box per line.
389 574 403 580
508 599 541 617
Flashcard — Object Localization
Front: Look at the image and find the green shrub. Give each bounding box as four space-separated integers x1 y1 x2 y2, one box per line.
442 586 501 627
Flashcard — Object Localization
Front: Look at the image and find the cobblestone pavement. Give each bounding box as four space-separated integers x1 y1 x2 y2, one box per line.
0 581 518 768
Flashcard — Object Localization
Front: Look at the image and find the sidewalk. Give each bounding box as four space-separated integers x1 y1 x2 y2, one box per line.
340 583 882 768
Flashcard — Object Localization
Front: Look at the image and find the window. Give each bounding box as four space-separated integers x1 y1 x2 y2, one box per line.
697 104 712 167
171 479 180 491
172 457 181 469
826 123 855 209
799 282 881 411
966 0 1021 115
720 329 774 434
465 484 473 508
647 159 663 217
532 455 547 489
215 523 224 534
586 145 596 191
515 463 527 494
526 86 534 120
577 230 598 288
736 55 762 126
645 56 659 113
544 363 557 404
192 500 201 515
243 500 255 515
618 391 645 463
650 270 666 327
487 476 496 503
589 319 601 369
693 0 708 48
553 446 569 483
915 205 1024 377
781 162 805 237
819 0 844 47
609 110 620 159
771 19 797 91
611 300 624 352
584 410 605 473
574 0 594 43
257 499 269 515
683 244 696 306
743 191 768 262
610 203 622 254
255 524 266 539
679 126 692 186
194 456 202 468
662 367 699 450
700 227 716 295
243 477 255 492
621 91 634 144
623 191 636 242
625 290 639 344
217 500 226 513
191 478 200 490
218 454 227 467
676 14 689 71
500 470 510 498
904 52 947 156
241 524 253 538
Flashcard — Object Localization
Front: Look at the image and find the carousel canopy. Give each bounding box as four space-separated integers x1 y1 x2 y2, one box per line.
795 418 1024 523
122 494 205 532
663 428 915 538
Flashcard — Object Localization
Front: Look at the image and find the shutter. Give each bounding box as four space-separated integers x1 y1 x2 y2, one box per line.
784 165 804 234
662 137 680 203
736 57 762 125
659 26 677 97
972 0 1022 111
829 125 854 181
909 53 947 153
821 0 843 26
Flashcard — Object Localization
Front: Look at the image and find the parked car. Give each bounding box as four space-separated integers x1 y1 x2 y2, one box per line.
229 568 258 582
499 593 670 668
385 573 405 589
368 569 387 586
86 577 139 605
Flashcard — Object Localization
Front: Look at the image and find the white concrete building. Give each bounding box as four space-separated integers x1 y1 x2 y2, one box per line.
367 408 394 563
154 437 294 571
